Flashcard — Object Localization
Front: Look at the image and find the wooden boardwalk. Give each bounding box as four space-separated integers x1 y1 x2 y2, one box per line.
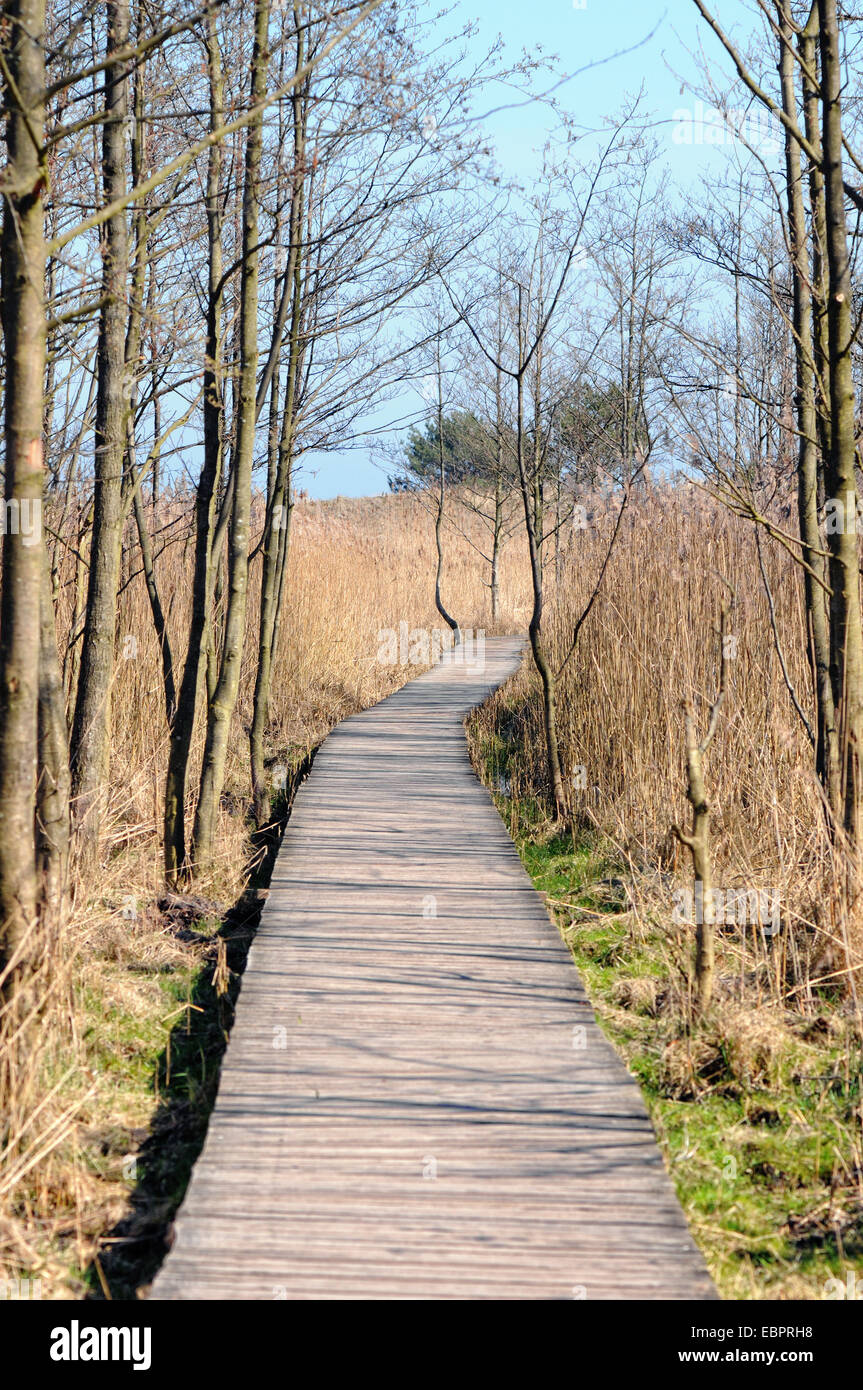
151 637 715 1300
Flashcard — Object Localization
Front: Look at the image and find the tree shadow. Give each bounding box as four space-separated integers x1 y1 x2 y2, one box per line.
88 748 316 1301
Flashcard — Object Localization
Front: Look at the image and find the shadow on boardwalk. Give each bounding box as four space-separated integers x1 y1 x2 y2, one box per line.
90 751 316 1301
146 639 716 1301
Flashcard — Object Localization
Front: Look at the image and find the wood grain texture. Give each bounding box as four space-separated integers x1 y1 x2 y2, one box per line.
150 637 716 1300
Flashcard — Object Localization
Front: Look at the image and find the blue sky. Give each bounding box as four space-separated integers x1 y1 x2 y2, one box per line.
301 0 762 499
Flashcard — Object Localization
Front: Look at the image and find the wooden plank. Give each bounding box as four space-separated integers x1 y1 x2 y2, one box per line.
150 638 715 1301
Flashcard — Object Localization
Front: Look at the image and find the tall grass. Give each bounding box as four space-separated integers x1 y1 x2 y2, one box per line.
2 480 860 1297
469 480 863 1297
476 482 861 1008
0 487 530 1294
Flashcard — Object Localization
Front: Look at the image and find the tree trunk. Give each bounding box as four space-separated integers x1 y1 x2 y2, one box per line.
37 544 70 928
163 10 224 883
250 19 306 826
70 0 131 840
269 465 294 677
800 15 832 484
677 703 716 1014
0 0 48 994
125 24 175 730
515 369 566 815
779 10 840 815
132 482 176 726
66 502 91 706
192 0 270 873
818 0 863 849
490 358 505 626
491 472 502 626
434 367 460 645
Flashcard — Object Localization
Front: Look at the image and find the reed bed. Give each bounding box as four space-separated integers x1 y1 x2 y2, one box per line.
2 481 860 1298
0 487 530 1296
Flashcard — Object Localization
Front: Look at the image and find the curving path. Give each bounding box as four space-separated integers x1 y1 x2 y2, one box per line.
151 636 715 1300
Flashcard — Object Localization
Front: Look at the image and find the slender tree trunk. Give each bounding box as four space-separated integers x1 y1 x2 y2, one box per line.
818 0 863 849
672 609 729 1015
125 21 175 729
0 0 48 993
163 11 224 883
66 501 91 705
250 21 306 826
491 471 502 626
554 472 562 586
677 704 716 1014
249 425 292 825
269 463 293 671
70 0 131 839
434 358 460 644
779 11 840 815
265 283 282 503
516 367 566 815
37 543 70 926
801 16 832 484
148 272 161 512
132 483 176 725
490 356 505 626
192 0 270 873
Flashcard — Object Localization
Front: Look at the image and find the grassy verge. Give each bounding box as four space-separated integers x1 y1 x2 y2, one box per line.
0 746 315 1301
84 889 257 1300
88 745 317 1300
470 721 863 1302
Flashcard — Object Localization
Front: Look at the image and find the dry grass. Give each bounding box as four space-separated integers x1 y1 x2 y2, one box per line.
470 479 863 1298
0 487 530 1297
2 478 862 1298
477 481 862 1001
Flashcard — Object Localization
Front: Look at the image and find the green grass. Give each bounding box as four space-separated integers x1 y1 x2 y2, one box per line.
22 744 323 1299
72 903 253 1299
79 751 320 1297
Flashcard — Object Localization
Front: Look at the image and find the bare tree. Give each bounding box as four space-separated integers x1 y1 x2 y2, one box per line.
69 0 132 841
672 601 731 1014
191 0 271 872
686 0 863 854
0 0 49 996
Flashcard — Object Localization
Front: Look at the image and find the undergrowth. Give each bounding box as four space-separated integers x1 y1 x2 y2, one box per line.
469 708 863 1302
